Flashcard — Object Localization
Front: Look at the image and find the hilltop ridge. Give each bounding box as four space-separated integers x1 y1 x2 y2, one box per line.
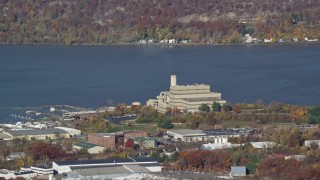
0 0 320 44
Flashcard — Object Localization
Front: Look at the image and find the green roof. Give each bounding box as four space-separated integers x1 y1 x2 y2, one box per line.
74 142 98 149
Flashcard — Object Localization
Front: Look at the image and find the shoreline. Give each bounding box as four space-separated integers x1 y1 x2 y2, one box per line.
0 41 319 47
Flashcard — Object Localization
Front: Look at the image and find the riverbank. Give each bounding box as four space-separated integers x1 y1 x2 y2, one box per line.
1 41 319 47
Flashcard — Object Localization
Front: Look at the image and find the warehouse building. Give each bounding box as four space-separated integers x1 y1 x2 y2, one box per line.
88 130 148 149
54 127 81 137
0 132 13 140
167 128 258 142
6 129 70 140
53 157 161 175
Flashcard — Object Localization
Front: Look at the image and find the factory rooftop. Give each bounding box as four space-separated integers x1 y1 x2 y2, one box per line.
0 132 12 140
73 142 99 149
7 129 67 136
167 129 205 136
54 157 157 166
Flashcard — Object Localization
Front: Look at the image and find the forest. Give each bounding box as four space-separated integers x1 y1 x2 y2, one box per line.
0 0 320 44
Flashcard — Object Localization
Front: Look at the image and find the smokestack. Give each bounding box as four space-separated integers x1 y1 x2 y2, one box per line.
171 74 177 87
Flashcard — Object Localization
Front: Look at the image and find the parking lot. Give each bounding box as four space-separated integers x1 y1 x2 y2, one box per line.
106 114 137 125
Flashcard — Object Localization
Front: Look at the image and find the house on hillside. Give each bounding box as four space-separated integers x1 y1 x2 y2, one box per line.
168 39 176 44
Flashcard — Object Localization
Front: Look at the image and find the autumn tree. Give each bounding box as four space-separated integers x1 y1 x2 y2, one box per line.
256 158 301 179
233 105 241 113
125 139 135 149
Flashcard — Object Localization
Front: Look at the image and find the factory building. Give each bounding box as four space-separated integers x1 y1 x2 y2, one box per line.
147 75 226 113
53 157 161 175
88 130 148 149
6 129 70 140
167 128 259 143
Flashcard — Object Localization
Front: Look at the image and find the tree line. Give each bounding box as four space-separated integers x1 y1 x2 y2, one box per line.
0 0 320 44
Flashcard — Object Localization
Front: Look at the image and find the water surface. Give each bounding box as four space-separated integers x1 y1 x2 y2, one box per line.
1 44 320 110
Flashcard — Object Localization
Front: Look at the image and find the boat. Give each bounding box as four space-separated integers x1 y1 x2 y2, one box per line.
50 107 56 112
26 111 34 114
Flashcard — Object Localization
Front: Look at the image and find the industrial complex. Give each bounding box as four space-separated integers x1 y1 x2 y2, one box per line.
147 75 226 113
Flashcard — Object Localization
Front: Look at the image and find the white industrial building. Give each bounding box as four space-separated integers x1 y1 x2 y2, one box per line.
167 128 259 143
21 166 53 175
67 165 160 179
53 157 161 175
0 169 37 179
147 75 226 113
167 129 238 142
5 129 70 140
201 142 241 150
250 141 278 149
54 127 81 137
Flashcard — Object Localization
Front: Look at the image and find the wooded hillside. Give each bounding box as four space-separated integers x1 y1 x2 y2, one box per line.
1 0 320 44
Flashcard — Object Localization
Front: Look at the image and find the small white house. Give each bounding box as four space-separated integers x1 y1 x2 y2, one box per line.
292 38 299 42
180 40 189 44
304 140 320 147
168 39 176 44
160 39 168 43
245 34 253 43
264 38 273 43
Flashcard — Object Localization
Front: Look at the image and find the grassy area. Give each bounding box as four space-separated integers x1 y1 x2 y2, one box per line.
108 122 189 135
108 123 159 134
221 120 256 128
172 123 189 129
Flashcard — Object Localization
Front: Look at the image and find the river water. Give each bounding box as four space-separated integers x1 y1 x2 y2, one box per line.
1 44 320 121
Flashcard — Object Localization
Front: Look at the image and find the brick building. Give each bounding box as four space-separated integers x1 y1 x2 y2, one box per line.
88 130 148 149
88 133 121 149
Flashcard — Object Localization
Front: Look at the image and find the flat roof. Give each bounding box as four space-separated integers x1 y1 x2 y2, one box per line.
7 129 67 136
0 132 12 139
71 166 131 176
74 142 100 149
167 128 259 137
167 129 205 136
69 164 157 176
181 97 222 102
123 164 151 173
55 157 157 166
